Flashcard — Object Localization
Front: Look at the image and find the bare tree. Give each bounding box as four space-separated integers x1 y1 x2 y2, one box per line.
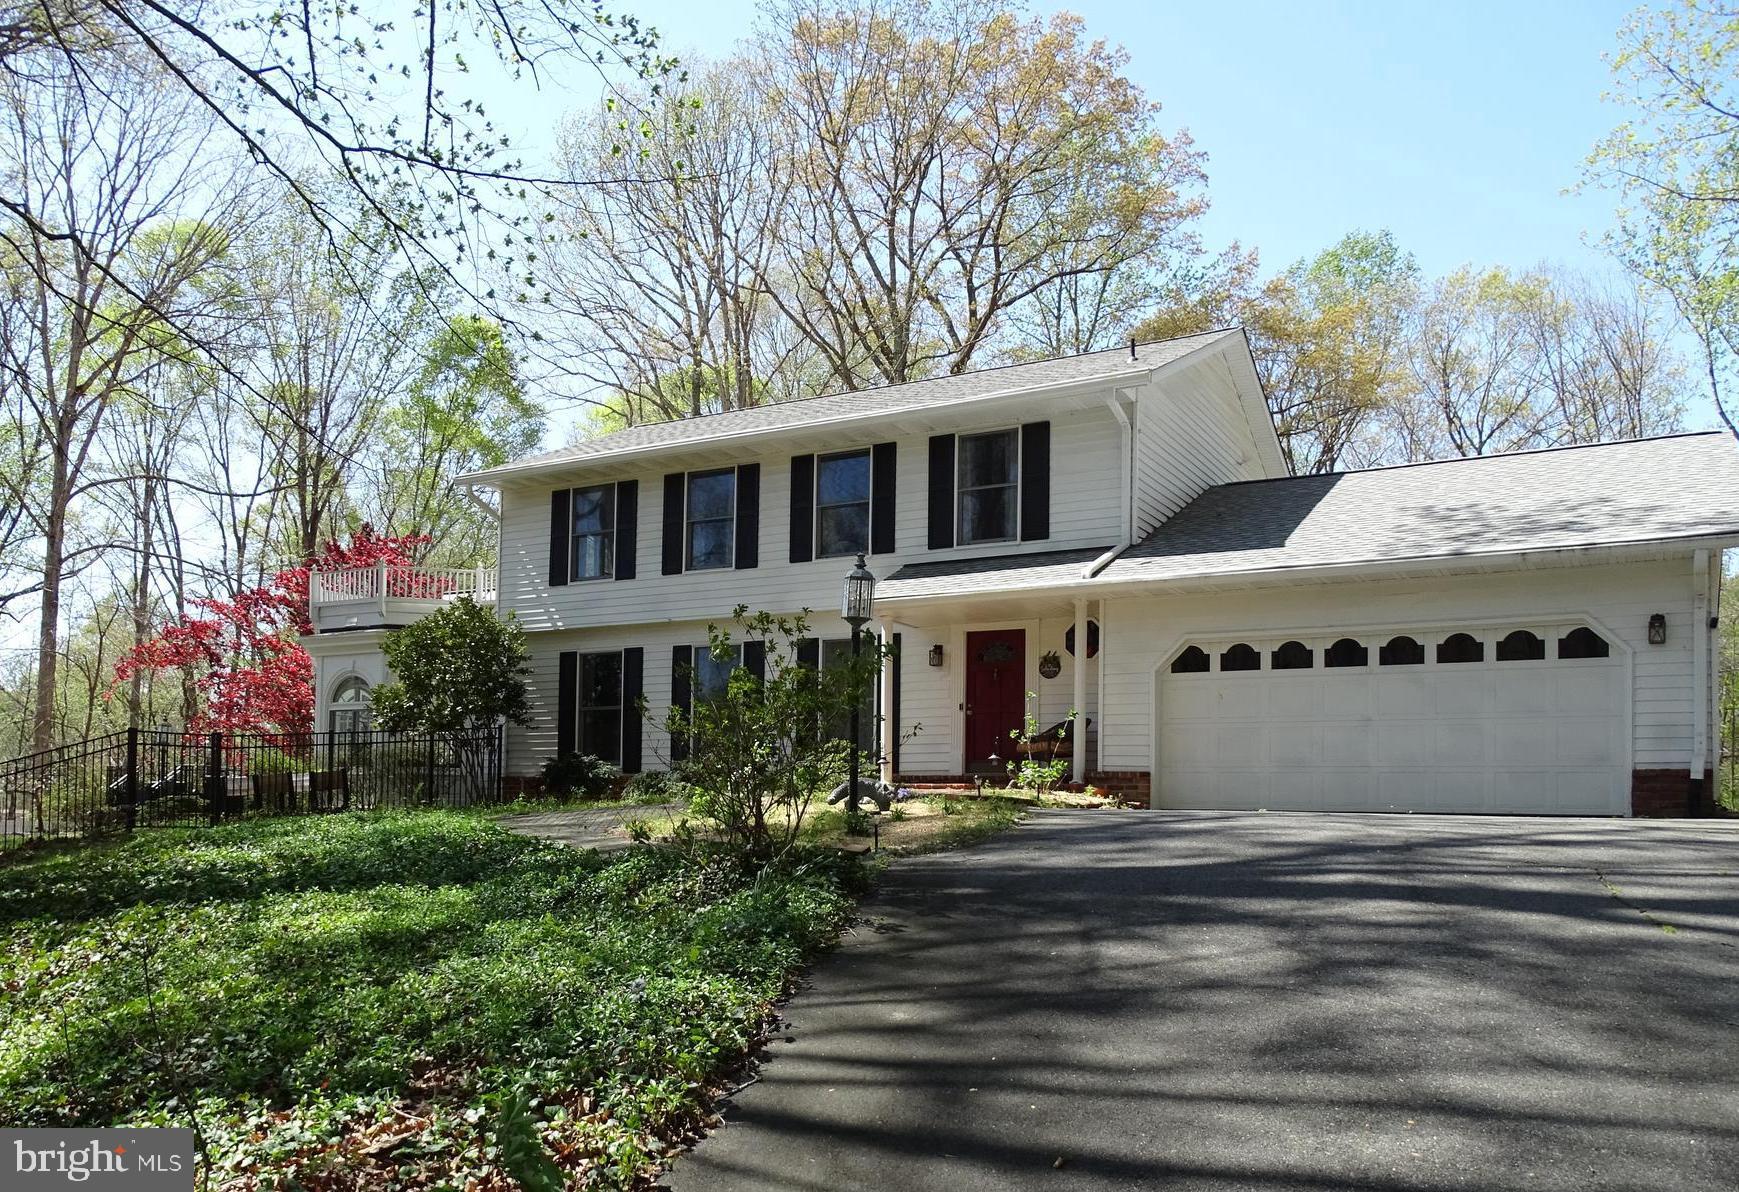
0 49 246 750
761 0 1207 388
543 62 803 426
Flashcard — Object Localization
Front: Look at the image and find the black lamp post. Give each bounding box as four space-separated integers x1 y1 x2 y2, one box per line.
840 552 877 817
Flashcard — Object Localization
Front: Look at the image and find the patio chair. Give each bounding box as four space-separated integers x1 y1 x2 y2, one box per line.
251 770 296 813
1012 717 1092 760
307 768 350 813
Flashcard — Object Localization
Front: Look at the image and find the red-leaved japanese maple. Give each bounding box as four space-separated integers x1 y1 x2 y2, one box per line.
113 528 429 736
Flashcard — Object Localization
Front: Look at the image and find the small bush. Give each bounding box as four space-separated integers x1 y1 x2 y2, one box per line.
540 753 620 800
621 769 694 804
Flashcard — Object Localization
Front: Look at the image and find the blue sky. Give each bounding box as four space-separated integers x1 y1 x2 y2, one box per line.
485 0 1716 425
496 0 1644 280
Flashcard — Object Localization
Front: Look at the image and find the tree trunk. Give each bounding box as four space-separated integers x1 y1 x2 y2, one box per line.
30 490 65 752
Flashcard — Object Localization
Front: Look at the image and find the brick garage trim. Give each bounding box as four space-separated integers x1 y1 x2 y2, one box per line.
1631 769 1690 817
1088 770 1151 806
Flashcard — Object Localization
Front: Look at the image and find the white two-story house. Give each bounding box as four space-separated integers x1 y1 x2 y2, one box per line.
302 328 1739 816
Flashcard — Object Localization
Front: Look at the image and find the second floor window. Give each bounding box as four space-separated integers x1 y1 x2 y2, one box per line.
957 428 1019 545
816 449 871 557
686 469 736 570
571 483 615 580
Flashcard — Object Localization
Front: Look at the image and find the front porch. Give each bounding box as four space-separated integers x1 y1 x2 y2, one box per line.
873 551 1111 791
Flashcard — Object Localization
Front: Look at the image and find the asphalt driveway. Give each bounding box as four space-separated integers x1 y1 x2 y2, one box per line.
666 810 1739 1192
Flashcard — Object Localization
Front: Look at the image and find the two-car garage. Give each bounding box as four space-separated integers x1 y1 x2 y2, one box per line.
1154 623 1629 815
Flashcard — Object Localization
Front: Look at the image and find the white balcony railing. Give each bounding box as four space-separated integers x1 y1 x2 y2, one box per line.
309 563 497 625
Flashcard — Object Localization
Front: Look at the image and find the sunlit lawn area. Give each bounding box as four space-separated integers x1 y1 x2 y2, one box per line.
0 811 863 1189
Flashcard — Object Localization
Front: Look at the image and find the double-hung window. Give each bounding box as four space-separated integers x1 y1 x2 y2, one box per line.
579 652 623 764
686 469 736 570
692 644 741 707
571 483 615 580
957 429 1019 545
816 449 872 557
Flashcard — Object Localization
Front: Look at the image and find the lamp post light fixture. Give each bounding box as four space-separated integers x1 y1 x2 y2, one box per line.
840 553 877 818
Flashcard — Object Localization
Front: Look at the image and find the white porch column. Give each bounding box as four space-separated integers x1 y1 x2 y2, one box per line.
1072 597 1088 785
879 615 896 784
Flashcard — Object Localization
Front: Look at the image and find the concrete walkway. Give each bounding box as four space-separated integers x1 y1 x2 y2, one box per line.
666 810 1739 1192
498 803 678 852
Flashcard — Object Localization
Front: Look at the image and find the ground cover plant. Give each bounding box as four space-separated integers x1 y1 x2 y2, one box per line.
0 811 861 1189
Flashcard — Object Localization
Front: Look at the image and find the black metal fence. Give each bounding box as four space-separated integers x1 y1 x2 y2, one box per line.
0 726 504 852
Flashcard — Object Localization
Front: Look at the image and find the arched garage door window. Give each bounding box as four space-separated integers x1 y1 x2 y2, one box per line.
330 676 372 733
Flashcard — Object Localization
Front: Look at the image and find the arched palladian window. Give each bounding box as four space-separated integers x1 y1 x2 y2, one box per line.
1496 630 1546 661
1271 640 1313 670
1558 626 1610 660
330 676 372 734
1170 646 1210 674
1220 643 1261 672
1379 636 1424 666
1437 633 1484 664
1325 638 1368 667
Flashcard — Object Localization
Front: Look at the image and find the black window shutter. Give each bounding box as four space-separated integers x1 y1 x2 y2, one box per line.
548 489 571 587
795 637 820 747
556 650 578 758
891 633 902 775
1020 421 1051 542
661 473 685 576
735 463 760 569
789 454 815 564
742 639 766 683
927 434 955 550
870 442 897 554
615 480 638 581
669 644 691 762
620 647 643 773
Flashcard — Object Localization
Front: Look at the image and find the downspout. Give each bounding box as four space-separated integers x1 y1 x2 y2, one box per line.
1084 387 1137 579
1690 548 1710 814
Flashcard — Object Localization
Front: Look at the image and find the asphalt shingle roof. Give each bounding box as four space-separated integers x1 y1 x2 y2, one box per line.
878 432 1739 602
1100 431 1739 584
880 547 1113 601
472 329 1239 477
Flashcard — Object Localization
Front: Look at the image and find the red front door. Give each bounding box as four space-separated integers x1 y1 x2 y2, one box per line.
965 629 1026 772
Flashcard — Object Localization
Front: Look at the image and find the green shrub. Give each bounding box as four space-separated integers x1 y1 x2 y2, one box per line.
540 753 620 800
0 812 862 1187
621 769 694 804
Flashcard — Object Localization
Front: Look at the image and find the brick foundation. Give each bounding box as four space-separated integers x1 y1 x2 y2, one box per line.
1631 769 1692 817
1087 770 1151 806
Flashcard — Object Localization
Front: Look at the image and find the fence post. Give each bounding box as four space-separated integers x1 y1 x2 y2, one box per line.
424 732 438 805
124 726 139 833
207 731 223 825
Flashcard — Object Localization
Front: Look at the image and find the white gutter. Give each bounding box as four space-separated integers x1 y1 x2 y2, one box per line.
1691 548 1712 784
879 533 1739 608
1084 387 1137 579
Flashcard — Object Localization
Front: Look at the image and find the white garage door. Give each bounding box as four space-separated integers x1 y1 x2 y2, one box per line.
1156 626 1628 815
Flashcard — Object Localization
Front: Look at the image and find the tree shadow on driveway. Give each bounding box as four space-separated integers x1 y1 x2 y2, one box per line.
665 811 1739 1192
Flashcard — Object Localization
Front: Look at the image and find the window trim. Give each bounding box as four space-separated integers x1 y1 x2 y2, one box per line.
577 650 624 764
954 426 1021 546
569 482 617 582
684 466 737 572
329 675 372 734
815 448 873 559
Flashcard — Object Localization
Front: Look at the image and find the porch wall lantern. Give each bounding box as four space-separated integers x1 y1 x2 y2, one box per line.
1647 613 1667 645
840 553 877 816
928 644 945 667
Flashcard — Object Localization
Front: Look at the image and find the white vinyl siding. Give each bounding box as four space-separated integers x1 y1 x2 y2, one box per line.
1097 558 1700 785
1132 354 1269 538
495 402 1128 634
